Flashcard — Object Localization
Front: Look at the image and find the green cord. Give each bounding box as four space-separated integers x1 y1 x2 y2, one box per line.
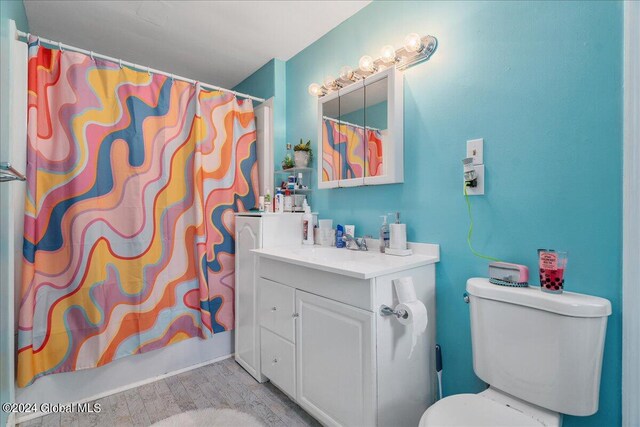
464 184 501 262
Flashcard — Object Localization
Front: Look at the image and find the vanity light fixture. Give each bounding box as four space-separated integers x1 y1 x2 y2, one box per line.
339 65 360 82
380 45 399 64
309 32 437 97
307 82 326 97
404 32 424 53
358 55 377 74
323 75 343 90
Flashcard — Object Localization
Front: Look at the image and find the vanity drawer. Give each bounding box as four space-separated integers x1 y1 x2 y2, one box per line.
260 327 296 399
259 278 296 342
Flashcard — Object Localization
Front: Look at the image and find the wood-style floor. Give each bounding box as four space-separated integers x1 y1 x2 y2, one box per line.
18 357 320 427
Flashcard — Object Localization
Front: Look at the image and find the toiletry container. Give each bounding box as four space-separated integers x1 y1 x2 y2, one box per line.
379 215 389 253
302 201 314 245
275 189 284 213
284 190 292 212
345 224 355 238
335 225 345 248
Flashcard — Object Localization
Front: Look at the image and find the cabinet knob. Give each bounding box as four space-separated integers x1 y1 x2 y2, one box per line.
271 306 277 311
272 358 278 364
292 313 299 318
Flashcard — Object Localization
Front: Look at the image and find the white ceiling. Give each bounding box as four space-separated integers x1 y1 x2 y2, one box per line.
23 0 370 89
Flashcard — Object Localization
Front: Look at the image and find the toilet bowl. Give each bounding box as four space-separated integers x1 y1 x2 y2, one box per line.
419 278 611 426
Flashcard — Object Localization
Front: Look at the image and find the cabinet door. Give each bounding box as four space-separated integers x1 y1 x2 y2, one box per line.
234 217 265 382
296 290 376 427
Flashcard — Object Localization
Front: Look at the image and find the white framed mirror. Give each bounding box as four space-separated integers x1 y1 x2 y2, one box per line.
317 66 403 189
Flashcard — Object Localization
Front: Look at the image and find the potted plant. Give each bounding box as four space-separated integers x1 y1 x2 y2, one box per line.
281 153 295 170
293 139 312 168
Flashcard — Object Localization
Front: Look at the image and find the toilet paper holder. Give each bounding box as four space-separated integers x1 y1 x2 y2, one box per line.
380 305 409 319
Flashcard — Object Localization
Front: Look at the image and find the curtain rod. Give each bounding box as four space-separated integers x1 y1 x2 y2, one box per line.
322 115 380 132
16 30 266 103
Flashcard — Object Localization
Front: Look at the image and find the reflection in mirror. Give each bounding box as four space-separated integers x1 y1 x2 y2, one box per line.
321 96 340 183
338 85 365 184
364 77 388 178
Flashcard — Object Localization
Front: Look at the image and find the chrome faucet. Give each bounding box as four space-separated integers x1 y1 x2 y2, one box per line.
342 234 371 251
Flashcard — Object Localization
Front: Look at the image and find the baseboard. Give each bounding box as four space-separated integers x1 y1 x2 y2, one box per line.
15 353 234 424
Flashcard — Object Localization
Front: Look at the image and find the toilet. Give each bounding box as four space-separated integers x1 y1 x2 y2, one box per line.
421 278 612 426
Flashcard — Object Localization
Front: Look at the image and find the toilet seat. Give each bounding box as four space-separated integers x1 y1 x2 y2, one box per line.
419 394 545 427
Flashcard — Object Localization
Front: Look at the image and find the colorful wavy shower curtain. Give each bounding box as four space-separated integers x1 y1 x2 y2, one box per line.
321 118 383 181
17 40 257 387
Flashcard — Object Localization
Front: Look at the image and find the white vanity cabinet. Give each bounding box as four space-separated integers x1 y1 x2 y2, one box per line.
253 245 439 427
296 291 376 427
234 213 302 382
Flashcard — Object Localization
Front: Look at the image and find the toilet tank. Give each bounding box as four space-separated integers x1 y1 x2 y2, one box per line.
466 278 611 416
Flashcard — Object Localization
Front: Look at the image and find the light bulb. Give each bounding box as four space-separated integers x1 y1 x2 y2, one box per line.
358 55 376 73
380 45 397 64
307 83 324 97
339 65 354 81
404 32 424 53
324 75 338 90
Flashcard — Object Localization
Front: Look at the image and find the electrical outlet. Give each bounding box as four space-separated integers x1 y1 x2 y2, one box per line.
464 165 485 196
467 138 484 165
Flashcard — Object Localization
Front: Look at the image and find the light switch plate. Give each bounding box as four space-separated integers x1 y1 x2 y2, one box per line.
467 138 484 165
464 165 485 196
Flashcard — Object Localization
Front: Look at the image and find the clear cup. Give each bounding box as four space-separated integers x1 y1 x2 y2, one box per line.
538 249 568 294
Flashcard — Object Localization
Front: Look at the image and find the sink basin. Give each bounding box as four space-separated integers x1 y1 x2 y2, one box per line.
252 244 439 279
287 246 378 263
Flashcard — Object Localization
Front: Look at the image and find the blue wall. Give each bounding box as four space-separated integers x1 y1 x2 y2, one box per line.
285 1 622 425
0 4 28 425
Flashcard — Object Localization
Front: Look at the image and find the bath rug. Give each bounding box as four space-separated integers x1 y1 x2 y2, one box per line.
152 408 264 427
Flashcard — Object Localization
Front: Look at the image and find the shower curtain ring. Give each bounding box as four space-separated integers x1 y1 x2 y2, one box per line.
171 74 174 81
119 59 123 69
37 37 40 47
147 66 151 76
58 41 63 52
90 51 94 61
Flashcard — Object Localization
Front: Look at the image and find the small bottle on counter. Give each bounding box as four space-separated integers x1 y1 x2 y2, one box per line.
264 187 272 213
302 201 314 245
284 189 293 212
379 215 389 253
275 189 284 213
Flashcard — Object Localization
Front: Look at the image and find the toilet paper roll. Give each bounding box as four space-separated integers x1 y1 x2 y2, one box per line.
396 301 428 359
389 223 407 250
394 276 417 303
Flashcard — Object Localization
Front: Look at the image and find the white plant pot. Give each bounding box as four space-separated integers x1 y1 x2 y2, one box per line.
294 151 309 168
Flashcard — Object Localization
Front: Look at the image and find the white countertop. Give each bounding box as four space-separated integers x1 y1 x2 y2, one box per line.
252 243 439 279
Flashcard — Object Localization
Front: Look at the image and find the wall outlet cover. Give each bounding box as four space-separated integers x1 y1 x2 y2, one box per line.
464 164 485 196
467 138 484 165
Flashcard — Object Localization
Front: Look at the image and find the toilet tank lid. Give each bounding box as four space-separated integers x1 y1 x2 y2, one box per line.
466 278 612 318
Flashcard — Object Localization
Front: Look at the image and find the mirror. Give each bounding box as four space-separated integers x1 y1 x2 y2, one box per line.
364 77 387 179
338 82 365 186
320 94 341 183
317 67 403 189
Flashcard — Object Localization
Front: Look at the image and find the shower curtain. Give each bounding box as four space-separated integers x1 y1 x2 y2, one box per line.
17 40 257 387
321 118 383 180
